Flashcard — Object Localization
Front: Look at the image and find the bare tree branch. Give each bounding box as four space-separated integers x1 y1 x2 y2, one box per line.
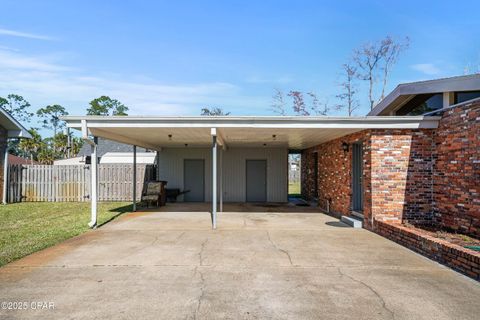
353 35 409 110
336 63 359 116
379 36 410 101
270 88 287 115
308 92 329 115
288 91 309 116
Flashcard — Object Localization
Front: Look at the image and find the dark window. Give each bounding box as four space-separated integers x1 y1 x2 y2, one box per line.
454 91 480 104
395 93 443 115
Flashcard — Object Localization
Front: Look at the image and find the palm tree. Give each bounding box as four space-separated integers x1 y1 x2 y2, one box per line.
52 132 68 157
18 129 43 164
70 137 83 157
37 149 55 165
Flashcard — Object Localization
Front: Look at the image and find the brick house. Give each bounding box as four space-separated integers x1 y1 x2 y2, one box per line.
0 108 31 204
302 74 480 238
63 75 479 278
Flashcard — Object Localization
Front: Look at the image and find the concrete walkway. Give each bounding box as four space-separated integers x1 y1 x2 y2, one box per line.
1 209 479 319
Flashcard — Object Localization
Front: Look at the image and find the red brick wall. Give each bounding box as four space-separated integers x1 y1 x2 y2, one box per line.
301 100 479 238
302 129 434 228
433 99 480 237
375 221 480 280
300 150 317 201
370 129 434 224
301 131 372 219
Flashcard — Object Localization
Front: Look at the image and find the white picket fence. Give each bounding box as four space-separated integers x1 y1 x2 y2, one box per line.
7 164 157 203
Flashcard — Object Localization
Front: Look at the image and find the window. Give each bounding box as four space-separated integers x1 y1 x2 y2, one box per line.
395 93 443 116
454 91 480 104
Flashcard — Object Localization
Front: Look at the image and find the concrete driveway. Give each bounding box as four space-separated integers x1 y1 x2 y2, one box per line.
1 208 479 319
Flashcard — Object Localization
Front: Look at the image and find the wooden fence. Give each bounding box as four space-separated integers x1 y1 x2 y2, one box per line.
7 164 157 203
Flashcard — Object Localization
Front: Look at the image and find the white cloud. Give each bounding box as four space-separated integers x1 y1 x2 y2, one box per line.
0 27 55 41
0 50 71 72
410 63 441 75
0 48 268 116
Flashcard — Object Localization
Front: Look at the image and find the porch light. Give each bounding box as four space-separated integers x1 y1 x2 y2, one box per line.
272 134 277 140
184 143 188 147
168 134 172 141
342 142 349 152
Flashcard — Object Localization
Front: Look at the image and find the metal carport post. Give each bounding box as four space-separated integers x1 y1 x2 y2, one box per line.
132 145 137 212
211 128 217 229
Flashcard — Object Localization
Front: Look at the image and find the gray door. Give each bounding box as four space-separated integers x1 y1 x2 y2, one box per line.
352 143 363 212
246 160 267 202
184 159 205 202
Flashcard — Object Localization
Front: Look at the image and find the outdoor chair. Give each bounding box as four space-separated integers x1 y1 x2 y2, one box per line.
141 181 167 208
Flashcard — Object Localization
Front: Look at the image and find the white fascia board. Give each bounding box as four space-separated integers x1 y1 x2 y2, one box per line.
63 116 440 129
369 74 480 116
0 108 31 138
7 129 32 138
369 87 401 116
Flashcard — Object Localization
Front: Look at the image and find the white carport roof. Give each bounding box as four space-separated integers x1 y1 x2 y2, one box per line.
63 114 441 230
63 115 440 150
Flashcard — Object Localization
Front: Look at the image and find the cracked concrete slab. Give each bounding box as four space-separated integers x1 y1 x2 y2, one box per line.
1 208 479 319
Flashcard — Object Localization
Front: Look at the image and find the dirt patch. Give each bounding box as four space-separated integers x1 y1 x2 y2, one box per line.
117 210 152 221
403 223 480 248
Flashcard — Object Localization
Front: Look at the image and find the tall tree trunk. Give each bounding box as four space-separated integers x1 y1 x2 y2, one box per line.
53 126 57 153
369 75 374 110
380 66 389 101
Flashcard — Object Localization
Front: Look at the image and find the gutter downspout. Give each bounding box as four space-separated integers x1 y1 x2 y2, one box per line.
2 141 8 204
81 120 98 228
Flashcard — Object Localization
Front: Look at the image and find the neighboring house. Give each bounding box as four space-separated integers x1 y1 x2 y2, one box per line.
368 74 480 116
53 137 157 165
53 156 86 165
289 158 300 171
8 154 39 165
0 107 31 204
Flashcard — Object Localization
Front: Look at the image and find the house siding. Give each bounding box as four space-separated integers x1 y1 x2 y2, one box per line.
158 147 288 202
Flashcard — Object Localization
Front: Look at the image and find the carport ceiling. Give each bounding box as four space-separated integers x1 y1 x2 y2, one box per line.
90 127 362 149
63 115 440 150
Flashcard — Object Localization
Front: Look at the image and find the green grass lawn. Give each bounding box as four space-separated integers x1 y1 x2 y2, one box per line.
288 182 301 196
0 202 132 267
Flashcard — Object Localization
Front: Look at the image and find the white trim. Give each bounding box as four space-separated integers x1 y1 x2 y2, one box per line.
88 137 98 228
369 74 480 116
132 145 137 212
63 116 440 130
0 107 31 139
212 134 217 229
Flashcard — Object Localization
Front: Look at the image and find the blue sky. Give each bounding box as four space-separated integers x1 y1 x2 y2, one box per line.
0 0 479 122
